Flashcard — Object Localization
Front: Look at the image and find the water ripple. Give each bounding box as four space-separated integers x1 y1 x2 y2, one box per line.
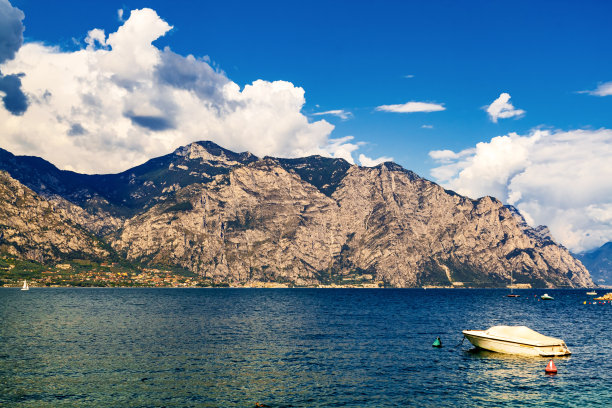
1 288 611 407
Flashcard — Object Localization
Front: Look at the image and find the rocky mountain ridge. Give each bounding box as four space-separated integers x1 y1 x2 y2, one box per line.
0 142 593 287
575 242 612 286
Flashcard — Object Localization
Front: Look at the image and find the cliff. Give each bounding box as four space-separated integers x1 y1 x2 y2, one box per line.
0 171 112 263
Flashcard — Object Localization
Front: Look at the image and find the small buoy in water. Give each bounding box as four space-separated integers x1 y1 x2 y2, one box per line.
432 336 442 347
545 359 557 374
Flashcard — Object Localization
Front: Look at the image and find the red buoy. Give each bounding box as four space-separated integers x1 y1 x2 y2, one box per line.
545 359 557 374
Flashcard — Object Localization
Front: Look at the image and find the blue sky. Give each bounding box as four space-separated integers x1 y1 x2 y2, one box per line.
2 0 612 251
11 0 612 174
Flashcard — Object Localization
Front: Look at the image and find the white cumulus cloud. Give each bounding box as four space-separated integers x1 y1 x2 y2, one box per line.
0 8 361 173
485 92 525 123
429 128 612 252
312 109 352 120
376 101 445 113
359 153 393 167
84 28 107 49
583 81 612 96
428 148 474 163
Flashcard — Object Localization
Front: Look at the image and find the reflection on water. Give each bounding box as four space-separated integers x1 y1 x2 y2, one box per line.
1 288 611 407
462 348 567 405
465 347 572 361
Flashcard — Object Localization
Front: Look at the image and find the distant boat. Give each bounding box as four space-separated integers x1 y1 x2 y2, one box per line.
462 325 571 357
540 293 554 300
21 280 29 291
586 291 597 296
507 270 520 297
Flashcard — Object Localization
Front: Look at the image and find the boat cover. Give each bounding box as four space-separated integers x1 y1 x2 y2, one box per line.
481 326 563 346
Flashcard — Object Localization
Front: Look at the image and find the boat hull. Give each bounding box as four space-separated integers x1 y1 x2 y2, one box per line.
463 330 571 357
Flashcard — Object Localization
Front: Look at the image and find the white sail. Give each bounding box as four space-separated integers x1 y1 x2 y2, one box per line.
21 280 29 291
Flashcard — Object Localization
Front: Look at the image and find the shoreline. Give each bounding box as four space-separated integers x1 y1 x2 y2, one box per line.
2 285 601 289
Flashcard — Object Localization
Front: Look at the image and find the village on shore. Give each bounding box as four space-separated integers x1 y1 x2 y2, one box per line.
0 257 389 288
4 256 604 289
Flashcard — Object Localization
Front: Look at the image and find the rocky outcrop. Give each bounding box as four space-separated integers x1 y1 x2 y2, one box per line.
330 164 591 287
111 159 344 285
0 171 111 263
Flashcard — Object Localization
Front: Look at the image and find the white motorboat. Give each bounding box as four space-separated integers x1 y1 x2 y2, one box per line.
462 325 571 357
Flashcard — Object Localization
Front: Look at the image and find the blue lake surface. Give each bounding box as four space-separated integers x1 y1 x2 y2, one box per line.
1 288 611 407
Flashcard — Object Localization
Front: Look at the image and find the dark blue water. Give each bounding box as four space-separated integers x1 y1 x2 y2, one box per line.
1 288 611 407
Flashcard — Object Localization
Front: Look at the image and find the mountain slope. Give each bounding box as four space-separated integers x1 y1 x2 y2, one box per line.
575 242 612 286
330 163 590 287
110 153 592 288
0 171 112 263
0 142 594 287
0 141 257 217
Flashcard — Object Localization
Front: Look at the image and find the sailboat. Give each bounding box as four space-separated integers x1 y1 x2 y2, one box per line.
507 270 520 297
21 280 29 291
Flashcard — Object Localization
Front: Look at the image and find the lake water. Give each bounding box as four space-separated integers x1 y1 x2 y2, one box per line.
1 288 611 407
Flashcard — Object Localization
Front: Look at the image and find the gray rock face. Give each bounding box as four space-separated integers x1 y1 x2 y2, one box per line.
109 151 592 288
0 171 111 262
